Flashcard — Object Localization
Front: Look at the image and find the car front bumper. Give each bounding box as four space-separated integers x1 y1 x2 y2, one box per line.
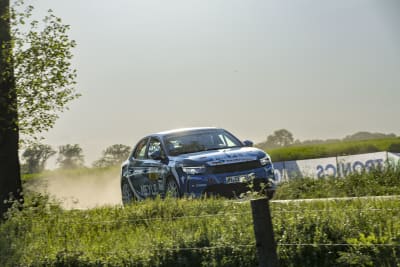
184 166 276 198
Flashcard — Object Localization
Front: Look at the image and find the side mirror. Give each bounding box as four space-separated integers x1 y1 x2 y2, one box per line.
243 140 254 147
150 150 164 160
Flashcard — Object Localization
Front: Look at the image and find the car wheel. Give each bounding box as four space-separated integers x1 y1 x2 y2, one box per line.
121 178 135 205
166 177 180 198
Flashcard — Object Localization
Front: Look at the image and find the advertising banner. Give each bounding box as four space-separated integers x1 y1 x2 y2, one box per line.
388 152 400 164
273 151 396 181
273 162 285 183
289 157 338 179
273 157 337 181
336 152 387 177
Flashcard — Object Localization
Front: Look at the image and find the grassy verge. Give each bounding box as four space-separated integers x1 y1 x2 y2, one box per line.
5 163 399 266
261 138 400 162
1 194 399 266
274 164 400 200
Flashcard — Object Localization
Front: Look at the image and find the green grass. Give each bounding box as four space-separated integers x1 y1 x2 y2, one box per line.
7 160 400 266
1 193 400 266
274 163 400 200
258 137 400 162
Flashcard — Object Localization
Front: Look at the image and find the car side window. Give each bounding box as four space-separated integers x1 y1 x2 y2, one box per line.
218 134 236 147
147 138 165 158
133 138 148 159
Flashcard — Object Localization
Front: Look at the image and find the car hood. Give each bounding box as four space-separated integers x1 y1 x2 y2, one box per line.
170 147 267 166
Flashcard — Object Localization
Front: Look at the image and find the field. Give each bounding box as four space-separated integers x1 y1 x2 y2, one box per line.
258 137 400 162
1 194 399 267
22 166 122 209
5 157 399 266
274 163 400 199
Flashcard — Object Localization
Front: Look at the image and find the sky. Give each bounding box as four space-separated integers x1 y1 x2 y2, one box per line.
25 0 400 166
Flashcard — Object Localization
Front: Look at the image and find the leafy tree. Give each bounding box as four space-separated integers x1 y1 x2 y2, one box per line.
1 1 79 216
93 144 131 168
11 0 80 139
266 129 294 148
21 143 56 174
0 0 22 216
57 144 84 169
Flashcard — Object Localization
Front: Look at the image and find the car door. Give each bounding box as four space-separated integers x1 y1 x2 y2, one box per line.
128 137 152 199
128 137 167 199
144 137 168 196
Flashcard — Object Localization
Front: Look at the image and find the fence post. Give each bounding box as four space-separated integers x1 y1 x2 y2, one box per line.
336 155 340 178
282 161 287 181
251 198 279 267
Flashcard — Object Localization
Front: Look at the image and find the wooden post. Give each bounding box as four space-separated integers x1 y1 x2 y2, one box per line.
251 198 279 267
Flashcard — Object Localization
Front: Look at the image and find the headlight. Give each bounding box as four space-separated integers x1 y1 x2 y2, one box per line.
259 156 271 166
182 166 206 175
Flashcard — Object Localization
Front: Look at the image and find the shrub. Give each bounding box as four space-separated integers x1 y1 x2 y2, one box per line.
1 192 400 266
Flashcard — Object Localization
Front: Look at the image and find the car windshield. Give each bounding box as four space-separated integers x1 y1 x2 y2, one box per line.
164 130 243 156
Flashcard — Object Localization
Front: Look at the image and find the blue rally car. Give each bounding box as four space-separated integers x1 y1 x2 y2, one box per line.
120 127 276 204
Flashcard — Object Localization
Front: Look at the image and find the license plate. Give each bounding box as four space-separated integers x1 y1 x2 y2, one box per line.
226 173 255 184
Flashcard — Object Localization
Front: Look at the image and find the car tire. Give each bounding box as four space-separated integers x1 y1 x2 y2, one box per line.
166 177 180 198
121 178 135 205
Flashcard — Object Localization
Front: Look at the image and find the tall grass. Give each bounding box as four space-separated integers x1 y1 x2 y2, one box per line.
1 193 399 266
3 162 399 266
274 163 400 200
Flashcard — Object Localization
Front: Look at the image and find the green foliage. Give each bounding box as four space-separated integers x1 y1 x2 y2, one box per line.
257 130 398 152
274 199 400 267
263 129 295 149
344 131 397 142
93 144 131 168
21 142 55 174
1 193 399 266
274 163 400 200
10 0 80 140
57 144 84 169
263 138 400 162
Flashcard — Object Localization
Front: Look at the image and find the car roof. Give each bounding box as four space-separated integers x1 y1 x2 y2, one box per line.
150 127 221 138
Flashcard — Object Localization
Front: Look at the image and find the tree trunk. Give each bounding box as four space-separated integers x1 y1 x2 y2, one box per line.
0 0 22 217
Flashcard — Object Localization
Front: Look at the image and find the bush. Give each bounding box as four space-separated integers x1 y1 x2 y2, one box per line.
274 163 400 200
1 191 400 266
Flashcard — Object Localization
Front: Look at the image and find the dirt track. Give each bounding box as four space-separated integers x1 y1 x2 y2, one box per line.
25 169 122 209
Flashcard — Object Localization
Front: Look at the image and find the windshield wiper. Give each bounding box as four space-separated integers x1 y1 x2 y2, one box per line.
204 146 241 151
203 147 221 151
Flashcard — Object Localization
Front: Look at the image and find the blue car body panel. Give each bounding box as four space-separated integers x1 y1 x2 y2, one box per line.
121 128 275 200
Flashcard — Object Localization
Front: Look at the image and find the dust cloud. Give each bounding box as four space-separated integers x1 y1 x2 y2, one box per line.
26 169 123 209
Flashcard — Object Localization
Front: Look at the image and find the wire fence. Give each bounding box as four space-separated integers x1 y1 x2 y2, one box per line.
40 243 400 257
24 207 400 225
20 209 400 249
37 242 400 258
10 199 400 258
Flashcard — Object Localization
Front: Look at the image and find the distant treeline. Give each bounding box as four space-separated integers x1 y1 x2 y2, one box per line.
265 138 400 162
20 143 131 174
256 129 397 150
21 130 400 173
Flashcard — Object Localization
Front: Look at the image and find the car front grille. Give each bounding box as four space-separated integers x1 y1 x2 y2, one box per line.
207 160 262 174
